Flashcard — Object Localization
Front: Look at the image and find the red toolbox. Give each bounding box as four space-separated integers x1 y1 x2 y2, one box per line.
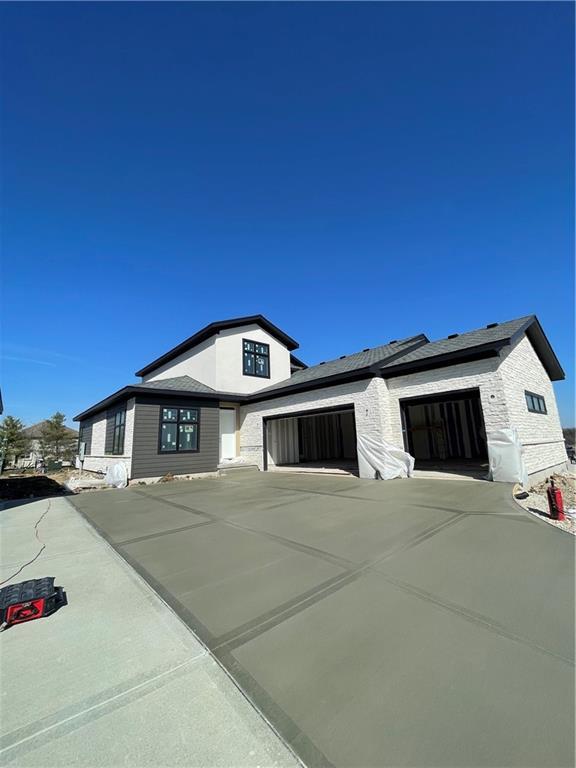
0 578 66 631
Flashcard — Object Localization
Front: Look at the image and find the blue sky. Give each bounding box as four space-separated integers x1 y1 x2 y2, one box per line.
1 2 574 426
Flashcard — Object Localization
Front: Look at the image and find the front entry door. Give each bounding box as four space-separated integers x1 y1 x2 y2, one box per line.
219 409 237 460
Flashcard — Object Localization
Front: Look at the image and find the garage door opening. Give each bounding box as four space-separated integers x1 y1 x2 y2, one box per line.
265 406 358 476
400 389 488 477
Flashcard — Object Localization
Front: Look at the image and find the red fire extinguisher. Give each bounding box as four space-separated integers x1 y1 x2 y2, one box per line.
546 479 565 521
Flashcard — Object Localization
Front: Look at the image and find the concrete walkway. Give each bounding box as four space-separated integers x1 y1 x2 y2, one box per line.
70 473 575 768
0 496 299 767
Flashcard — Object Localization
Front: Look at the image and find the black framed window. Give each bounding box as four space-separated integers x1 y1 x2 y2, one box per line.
112 409 126 454
243 339 270 378
159 407 199 453
525 391 547 415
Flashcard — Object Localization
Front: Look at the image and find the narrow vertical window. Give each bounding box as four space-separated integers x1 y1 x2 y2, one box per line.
112 409 126 454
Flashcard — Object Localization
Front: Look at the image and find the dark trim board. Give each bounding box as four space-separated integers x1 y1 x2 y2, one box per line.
136 315 299 377
381 344 505 378
74 387 226 422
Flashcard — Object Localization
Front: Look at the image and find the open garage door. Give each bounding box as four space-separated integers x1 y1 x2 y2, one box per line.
400 388 488 473
265 406 358 475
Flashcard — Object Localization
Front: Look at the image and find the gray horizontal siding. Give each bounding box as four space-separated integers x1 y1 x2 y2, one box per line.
79 419 93 455
131 396 219 479
104 410 115 453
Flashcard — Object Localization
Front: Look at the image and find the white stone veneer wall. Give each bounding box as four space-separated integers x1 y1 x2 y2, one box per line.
498 337 567 475
386 340 567 477
82 398 135 478
239 378 386 469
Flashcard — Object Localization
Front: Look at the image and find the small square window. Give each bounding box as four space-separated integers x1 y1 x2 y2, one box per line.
525 391 547 415
159 407 200 452
243 338 270 378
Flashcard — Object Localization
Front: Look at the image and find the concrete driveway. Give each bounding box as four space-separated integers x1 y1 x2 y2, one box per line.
71 472 575 768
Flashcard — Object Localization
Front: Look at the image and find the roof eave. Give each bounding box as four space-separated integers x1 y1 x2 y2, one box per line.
247 368 376 403
74 386 229 421
135 315 299 377
247 336 430 402
511 316 565 381
380 340 508 378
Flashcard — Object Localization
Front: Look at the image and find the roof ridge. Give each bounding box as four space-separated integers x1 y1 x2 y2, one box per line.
427 314 535 343
303 334 425 371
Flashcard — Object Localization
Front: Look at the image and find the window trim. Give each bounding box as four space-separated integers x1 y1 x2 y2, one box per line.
158 407 200 454
111 408 126 455
525 390 548 415
242 338 271 379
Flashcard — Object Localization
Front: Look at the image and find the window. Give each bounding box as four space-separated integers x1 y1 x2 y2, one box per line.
159 407 199 452
525 391 547 415
243 339 270 378
111 409 126 454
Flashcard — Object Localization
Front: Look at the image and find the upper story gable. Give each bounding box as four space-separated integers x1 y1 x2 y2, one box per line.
136 315 299 394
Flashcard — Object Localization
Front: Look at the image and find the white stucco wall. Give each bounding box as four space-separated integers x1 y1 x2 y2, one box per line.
498 337 567 475
215 324 292 394
143 338 217 387
82 398 135 478
239 378 386 469
142 324 292 395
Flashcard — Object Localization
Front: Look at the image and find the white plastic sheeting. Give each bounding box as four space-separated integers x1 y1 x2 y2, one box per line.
104 462 129 489
357 434 415 480
487 428 528 486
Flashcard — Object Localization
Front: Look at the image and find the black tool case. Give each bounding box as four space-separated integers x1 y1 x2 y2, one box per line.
0 577 66 630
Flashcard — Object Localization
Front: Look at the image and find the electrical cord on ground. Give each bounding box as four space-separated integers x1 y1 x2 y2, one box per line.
0 500 51 586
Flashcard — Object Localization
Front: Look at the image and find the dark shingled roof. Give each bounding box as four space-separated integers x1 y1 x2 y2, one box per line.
255 335 428 394
381 316 533 368
74 313 564 420
379 315 564 381
135 376 217 394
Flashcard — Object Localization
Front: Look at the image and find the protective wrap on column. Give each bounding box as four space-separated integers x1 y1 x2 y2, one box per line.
357 434 415 480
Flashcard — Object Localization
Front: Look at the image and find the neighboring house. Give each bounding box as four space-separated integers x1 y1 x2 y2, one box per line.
17 421 79 468
74 314 567 483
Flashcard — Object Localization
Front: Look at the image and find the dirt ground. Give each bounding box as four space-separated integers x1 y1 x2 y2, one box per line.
516 472 576 535
0 474 69 500
0 467 88 500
